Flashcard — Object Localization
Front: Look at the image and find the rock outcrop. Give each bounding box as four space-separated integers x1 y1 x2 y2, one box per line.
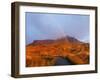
26 36 89 67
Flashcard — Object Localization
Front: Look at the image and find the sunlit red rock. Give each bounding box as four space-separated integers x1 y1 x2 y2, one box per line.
26 36 89 67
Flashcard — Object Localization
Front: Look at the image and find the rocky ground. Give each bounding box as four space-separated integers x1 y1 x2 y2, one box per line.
26 36 89 67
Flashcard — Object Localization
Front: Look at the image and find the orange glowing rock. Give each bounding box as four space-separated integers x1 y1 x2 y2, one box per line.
26 36 89 67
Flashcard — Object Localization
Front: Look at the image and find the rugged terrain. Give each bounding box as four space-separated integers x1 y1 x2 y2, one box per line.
26 36 89 67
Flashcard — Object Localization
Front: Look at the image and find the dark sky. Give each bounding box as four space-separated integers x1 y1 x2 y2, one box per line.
25 12 89 45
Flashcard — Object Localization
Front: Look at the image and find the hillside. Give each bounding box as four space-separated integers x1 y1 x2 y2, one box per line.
26 36 89 67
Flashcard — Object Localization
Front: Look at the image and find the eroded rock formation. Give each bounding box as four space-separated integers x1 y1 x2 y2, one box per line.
26 36 89 67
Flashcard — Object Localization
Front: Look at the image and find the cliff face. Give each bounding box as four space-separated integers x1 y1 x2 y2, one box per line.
26 36 89 67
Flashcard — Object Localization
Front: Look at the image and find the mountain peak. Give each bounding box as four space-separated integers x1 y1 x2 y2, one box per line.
65 35 79 42
31 35 80 45
57 35 79 43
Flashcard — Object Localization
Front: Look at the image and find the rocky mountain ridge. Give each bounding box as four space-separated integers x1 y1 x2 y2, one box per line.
26 36 89 67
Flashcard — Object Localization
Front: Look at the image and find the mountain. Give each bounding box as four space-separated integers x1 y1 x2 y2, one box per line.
57 35 80 43
32 40 55 45
26 36 89 67
27 36 80 46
